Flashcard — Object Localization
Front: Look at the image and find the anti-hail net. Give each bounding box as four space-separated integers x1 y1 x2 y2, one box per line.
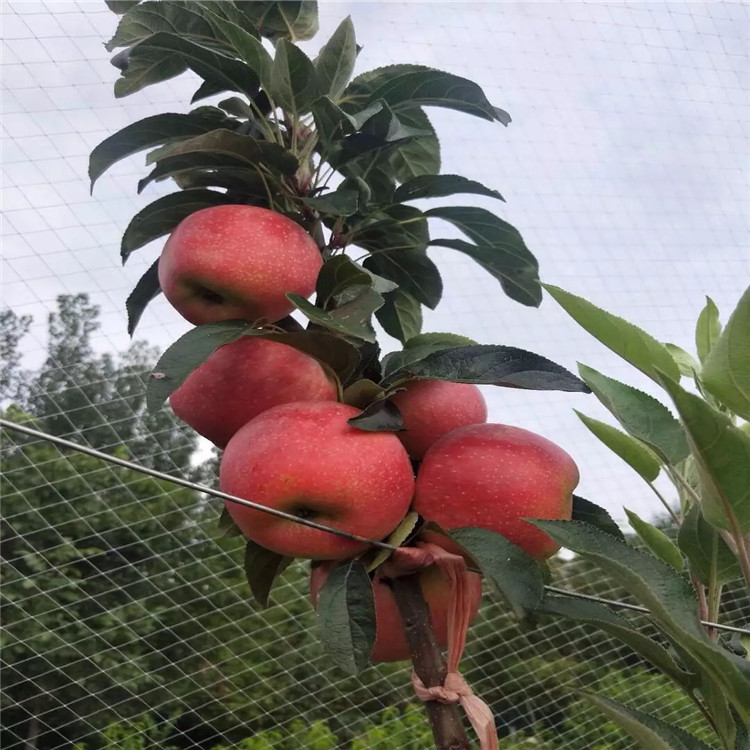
2 2 748 748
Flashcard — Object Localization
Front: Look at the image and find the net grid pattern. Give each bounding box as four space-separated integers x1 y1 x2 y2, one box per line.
2 1 749 748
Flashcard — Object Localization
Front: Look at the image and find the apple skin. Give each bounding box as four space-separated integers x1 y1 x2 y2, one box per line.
310 563 483 662
220 402 415 560
158 205 322 325
391 379 487 459
414 423 579 560
169 337 337 449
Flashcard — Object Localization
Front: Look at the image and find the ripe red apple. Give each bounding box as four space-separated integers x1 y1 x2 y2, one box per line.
220 401 415 560
158 205 322 325
414 423 579 560
169 336 337 449
391 379 487 459
310 562 483 662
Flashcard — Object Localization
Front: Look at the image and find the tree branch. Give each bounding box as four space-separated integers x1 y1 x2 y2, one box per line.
390 574 471 750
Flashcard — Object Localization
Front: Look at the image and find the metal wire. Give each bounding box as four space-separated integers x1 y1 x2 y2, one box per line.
0 417 400 552
3 417 747 637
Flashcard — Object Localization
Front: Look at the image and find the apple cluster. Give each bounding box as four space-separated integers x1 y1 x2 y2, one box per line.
160 204 578 661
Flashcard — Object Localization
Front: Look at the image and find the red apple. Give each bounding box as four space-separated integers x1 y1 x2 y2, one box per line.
158 205 322 325
414 423 579 560
220 402 415 560
391 379 487 459
169 336 337 448
310 562 483 662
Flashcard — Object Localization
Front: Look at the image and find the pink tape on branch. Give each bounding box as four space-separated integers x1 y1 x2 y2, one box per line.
382 542 499 750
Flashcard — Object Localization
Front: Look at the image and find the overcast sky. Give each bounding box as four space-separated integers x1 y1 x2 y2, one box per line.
2 1 748 523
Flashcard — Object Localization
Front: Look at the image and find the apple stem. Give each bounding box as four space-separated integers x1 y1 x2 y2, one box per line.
390 574 472 750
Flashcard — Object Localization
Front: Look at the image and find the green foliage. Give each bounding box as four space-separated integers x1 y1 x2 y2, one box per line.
315 560 376 675
553 287 750 610
447 527 544 619
543 284 681 383
92 0 543 344
575 411 661 482
537 521 750 734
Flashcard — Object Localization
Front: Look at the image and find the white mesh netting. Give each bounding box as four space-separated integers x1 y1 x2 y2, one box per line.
2 2 748 748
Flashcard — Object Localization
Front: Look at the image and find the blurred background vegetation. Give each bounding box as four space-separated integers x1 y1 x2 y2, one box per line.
2 295 744 748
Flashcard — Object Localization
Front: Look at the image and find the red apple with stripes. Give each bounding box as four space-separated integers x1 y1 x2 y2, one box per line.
220 402 415 560
158 205 322 325
414 423 578 560
169 336 337 448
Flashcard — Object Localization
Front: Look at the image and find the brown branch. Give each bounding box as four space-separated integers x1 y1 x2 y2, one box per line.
390 574 471 750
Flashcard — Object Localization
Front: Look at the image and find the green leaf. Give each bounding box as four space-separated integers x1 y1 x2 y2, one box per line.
114 32 259 99
218 96 255 118
363 250 442 310
395 174 504 203
447 527 544 619
664 343 700 379
578 364 690 465
357 101 432 141
316 255 373 308
346 64 504 122
287 290 382 342
382 344 590 393
375 290 422 344
198 4 273 80
147 323 358 410
137 159 270 196
432 237 541 307
263 331 360 386
364 512 420 573
106 1 263 54
216 505 243 538
672 639 745 750
347 399 404 432
243 539 293 608
625 509 683 570
575 411 661 482
268 39 320 115
148 321 252 411
314 16 356 99
340 70 442 179
300 188 358 216
658 374 750 534
329 111 430 171
571 495 625 541
534 520 750 722
106 0 140 14
353 205 429 254
387 108 440 181
404 332 477 349
541 596 697 691
242 1 319 42
342 163 396 206
146 128 298 175
544 285 680 383
191 79 227 104
702 286 750 420
106 1 250 48
89 110 229 189
696 296 721 365
315 559 375 675
120 189 232 263
582 694 715 750
310 95 356 151
677 502 742 586
427 206 540 306
125 259 160 337
342 378 384 409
